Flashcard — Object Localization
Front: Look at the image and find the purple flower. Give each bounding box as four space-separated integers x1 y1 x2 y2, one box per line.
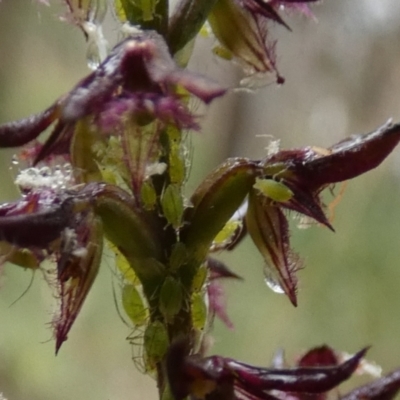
0 30 226 165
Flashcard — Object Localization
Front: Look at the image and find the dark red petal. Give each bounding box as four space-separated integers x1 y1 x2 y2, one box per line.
299 121 400 188
54 215 103 353
120 31 226 103
228 348 367 394
297 346 339 368
33 121 72 164
239 0 291 30
0 103 59 147
282 184 334 231
246 189 299 306
166 339 232 400
208 258 243 280
340 369 400 400
0 198 73 248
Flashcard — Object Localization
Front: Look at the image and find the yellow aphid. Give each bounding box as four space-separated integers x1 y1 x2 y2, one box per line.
212 45 233 60
122 284 148 326
108 241 139 284
254 178 293 202
213 220 241 247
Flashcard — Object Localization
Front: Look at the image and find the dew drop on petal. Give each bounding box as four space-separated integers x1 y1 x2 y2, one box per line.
263 265 284 294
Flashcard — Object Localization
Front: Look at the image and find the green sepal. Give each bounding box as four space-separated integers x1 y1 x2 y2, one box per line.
88 183 164 282
182 158 259 274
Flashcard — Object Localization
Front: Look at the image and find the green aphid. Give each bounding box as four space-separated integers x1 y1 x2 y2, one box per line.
169 149 186 185
3 245 40 270
139 0 159 21
191 292 207 330
167 126 186 185
161 184 184 230
159 276 184 322
122 284 148 326
144 320 169 367
213 219 241 247
169 242 188 272
253 178 293 202
212 45 233 60
140 180 157 210
116 0 158 22
191 264 208 293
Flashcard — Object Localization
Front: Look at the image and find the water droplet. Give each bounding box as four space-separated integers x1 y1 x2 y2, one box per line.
27 168 39 177
11 154 19 165
87 41 101 71
39 166 51 176
63 163 72 174
263 265 284 294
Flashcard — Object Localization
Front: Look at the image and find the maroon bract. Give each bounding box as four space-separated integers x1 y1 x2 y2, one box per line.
166 339 371 400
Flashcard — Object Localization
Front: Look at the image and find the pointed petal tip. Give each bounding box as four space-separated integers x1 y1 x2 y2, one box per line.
55 339 63 355
288 290 298 307
344 347 369 373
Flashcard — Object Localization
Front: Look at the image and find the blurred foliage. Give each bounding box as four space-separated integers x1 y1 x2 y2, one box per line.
1 0 400 399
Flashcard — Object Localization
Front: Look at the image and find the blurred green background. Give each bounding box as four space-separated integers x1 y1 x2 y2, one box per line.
1 1 400 399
